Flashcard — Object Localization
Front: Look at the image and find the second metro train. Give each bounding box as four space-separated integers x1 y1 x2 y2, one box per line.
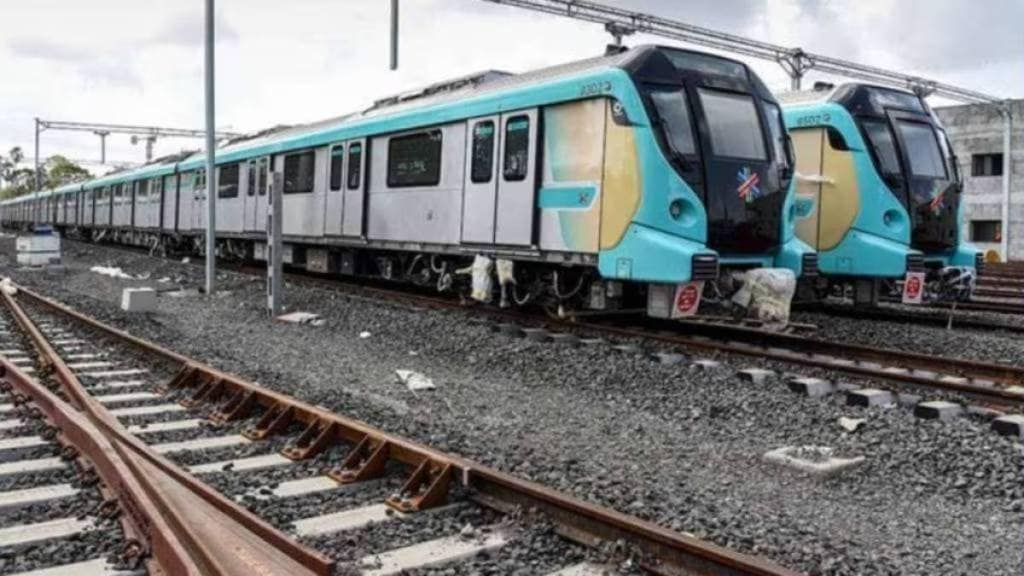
780 82 980 304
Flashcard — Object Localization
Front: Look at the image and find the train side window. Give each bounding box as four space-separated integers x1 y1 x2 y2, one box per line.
503 116 530 181
284 151 316 194
347 143 363 190
387 131 442 188
218 163 240 198
470 121 495 183
761 102 790 169
861 120 901 176
329 145 344 191
247 161 256 196
137 179 149 198
650 91 697 156
697 88 766 161
258 158 268 195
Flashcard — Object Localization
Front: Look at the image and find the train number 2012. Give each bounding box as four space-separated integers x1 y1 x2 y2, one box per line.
579 81 613 97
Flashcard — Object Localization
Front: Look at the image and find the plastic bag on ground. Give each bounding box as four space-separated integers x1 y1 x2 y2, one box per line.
395 370 435 391
731 268 796 329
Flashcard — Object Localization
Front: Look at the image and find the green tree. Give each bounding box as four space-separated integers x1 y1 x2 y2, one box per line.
0 148 92 199
45 155 91 186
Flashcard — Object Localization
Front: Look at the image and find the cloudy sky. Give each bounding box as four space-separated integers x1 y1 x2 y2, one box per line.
1 0 1021 172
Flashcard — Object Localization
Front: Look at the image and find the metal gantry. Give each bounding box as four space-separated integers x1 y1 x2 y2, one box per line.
481 0 1002 104
33 118 241 191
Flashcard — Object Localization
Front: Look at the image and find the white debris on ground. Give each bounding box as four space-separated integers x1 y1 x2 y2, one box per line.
763 445 865 477
90 265 135 279
395 369 435 391
0 277 17 296
731 268 796 328
838 416 867 433
359 331 372 339
277 311 324 326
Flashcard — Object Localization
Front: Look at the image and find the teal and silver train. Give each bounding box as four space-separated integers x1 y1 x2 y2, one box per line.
780 83 980 304
2 45 815 317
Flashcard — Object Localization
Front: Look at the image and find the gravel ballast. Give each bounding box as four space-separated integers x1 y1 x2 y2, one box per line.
1 237 1022 575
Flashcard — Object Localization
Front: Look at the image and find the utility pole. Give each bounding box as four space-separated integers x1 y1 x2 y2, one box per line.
390 0 399 70
34 118 41 192
204 0 216 295
1000 102 1013 261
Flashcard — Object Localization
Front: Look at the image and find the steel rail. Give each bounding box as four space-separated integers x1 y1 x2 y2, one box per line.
0 351 200 575
797 303 1024 336
0 287 332 576
11 283 800 576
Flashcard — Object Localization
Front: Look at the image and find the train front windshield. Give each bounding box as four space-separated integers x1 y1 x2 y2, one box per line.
636 48 792 254
845 86 961 252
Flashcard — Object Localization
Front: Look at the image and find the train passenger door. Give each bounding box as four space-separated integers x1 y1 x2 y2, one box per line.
254 157 269 232
324 144 345 236
342 139 366 237
494 109 538 246
461 116 500 244
243 159 258 233
193 170 207 230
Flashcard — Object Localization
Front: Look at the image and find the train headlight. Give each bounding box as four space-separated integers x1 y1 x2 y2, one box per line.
883 209 905 231
669 200 684 220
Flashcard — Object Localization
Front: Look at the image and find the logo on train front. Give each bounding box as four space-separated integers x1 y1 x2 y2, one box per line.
736 167 762 204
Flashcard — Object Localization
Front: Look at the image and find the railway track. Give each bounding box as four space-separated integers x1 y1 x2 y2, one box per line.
232 266 1024 413
796 302 1024 335
0 281 797 576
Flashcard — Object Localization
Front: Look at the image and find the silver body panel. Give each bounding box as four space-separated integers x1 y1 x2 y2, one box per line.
367 123 466 245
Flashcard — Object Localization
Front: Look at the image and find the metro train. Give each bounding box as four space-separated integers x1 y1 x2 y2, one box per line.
780 83 980 304
1 45 816 318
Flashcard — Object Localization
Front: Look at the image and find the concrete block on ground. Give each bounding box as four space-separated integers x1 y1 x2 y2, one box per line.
991 414 1024 439
16 252 60 266
691 359 721 371
737 368 775 384
846 388 894 408
120 288 156 313
16 235 60 253
914 400 964 421
763 446 865 478
788 377 833 398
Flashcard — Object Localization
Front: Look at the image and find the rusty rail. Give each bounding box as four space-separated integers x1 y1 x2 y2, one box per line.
10 283 799 576
1 287 332 576
0 356 201 576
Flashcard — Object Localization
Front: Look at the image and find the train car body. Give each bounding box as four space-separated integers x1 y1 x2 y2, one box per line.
2 45 814 317
781 83 980 303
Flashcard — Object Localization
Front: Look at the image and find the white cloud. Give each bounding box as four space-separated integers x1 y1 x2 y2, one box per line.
0 0 1019 170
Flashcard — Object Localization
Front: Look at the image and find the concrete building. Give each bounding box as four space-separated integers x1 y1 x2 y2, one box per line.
935 100 1022 262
